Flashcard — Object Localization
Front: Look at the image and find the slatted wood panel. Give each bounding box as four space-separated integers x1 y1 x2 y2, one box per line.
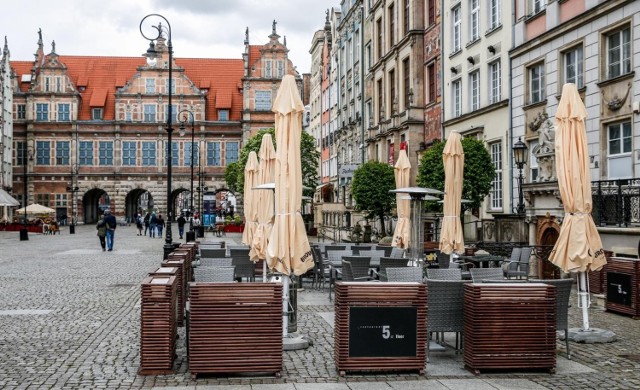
180 243 198 263
168 251 191 283
334 282 427 376
463 283 556 374
161 259 185 327
148 267 180 325
139 276 177 375
188 283 283 378
605 257 640 318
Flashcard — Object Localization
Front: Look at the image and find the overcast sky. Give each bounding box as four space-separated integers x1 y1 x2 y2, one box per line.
0 0 334 74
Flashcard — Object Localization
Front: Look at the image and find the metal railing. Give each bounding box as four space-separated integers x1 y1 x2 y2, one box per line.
592 178 640 227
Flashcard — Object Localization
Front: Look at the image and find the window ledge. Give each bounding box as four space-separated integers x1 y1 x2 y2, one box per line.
485 24 503 37
524 9 546 23
466 38 481 49
522 99 547 111
596 71 635 88
449 49 462 59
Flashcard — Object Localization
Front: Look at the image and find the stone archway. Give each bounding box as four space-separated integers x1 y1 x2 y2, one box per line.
124 189 155 223
83 188 110 224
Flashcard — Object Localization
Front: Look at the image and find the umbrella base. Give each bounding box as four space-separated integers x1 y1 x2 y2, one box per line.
283 332 310 351
563 328 617 343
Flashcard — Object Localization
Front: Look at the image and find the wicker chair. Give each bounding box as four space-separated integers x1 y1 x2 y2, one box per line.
194 265 235 282
311 246 330 290
200 257 232 267
375 245 394 257
374 257 410 281
351 245 374 255
229 247 251 258
470 268 504 283
341 260 376 282
386 267 423 282
503 247 532 279
389 247 405 259
199 248 226 259
426 279 469 362
531 278 574 359
342 256 372 279
324 245 347 255
327 250 353 301
231 256 255 282
426 268 462 280
358 250 385 267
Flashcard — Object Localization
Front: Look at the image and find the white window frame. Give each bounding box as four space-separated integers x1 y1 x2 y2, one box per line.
607 121 632 179
530 0 546 15
606 26 631 79
490 142 502 210
489 61 501 104
563 45 584 88
470 0 480 42
529 140 539 183
489 0 501 30
452 6 461 53
528 63 545 104
470 71 480 111
452 79 462 117
145 78 155 93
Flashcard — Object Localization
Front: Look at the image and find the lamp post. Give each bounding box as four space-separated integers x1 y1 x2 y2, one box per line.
140 13 175 259
178 109 195 227
513 137 528 216
66 163 79 234
20 145 33 241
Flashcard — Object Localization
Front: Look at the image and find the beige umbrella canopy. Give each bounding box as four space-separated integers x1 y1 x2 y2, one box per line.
439 132 465 255
549 83 606 331
250 134 277 262
15 203 56 215
391 148 411 249
241 151 260 246
267 75 314 276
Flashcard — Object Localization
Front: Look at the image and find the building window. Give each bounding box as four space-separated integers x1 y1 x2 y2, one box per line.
255 90 272 111
184 142 198 166
489 0 501 30
45 77 50 92
143 104 156 122
530 0 546 14
56 77 62 93
226 142 239 164
145 78 155 93
607 121 632 179
79 141 93 166
165 104 177 122
389 69 396 113
57 103 70 121
218 110 229 121
427 63 436 103
563 46 583 89
16 141 25 165
142 142 156 166
168 142 179 166
403 0 410 34
529 140 539 182
92 108 103 120
36 194 51 207
470 71 480 111
122 141 137 166
606 26 631 79
470 0 480 42
55 193 68 207
377 79 384 120
428 0 436 26
265 60 273 78
99 141 113 166
452 79 461 117
452 6 461 53
388 3 395 46
207 142 221 166
36 141 50 165
277 60 284 78
165 78 175 94
489 61 501 104
376 18 383 59
56 141 70 165
490 142 502 210
17 104 26 119
36 103 49 121
528 63 545 104
403 58 410 110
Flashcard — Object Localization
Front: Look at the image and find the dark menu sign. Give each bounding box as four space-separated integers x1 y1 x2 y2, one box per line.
348 306 417 358
607 272 632 307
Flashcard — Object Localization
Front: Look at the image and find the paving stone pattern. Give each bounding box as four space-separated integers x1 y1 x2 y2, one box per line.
0 225 639 389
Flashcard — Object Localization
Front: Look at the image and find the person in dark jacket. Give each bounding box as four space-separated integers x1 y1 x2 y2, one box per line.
149 212 157 238
96 219 107 251
177 213 186 239
103 208 117 251
156 214 165 238
143 212 150 236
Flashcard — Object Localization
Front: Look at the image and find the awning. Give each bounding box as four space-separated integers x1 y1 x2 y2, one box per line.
315 183 334 191
0 189 19 206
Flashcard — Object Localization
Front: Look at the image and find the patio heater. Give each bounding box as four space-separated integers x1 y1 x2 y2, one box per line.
390 187 443 266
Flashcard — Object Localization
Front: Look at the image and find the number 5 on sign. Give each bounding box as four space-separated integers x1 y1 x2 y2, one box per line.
382 325 390 339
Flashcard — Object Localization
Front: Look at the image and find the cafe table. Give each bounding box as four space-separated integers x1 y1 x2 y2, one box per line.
456 255 504 269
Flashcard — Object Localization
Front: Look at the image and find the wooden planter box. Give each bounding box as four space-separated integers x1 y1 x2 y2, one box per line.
605 257 640 318
463 283 556 374
224 224 245 233
188 282 283 378
334 282 427 376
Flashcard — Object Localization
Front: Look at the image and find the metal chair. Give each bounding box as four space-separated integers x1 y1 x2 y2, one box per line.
386 267 423 283
503 247 532 279
310 246 330 290
426 268 462 280
426 279 469 362
470 268 504 283
531 278 574 359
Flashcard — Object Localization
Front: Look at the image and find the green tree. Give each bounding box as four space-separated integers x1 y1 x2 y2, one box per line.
417 137 495 211
351 161 396 236
225 128 320 197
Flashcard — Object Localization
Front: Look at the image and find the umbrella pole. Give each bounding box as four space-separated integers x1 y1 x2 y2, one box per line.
577 271 591 331
263 260 267 283
282 275 289 337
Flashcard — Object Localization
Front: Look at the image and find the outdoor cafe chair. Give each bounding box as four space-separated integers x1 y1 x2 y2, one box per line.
385 267 423 283
231 255 255 282
310 246 330 290
503 247 533 279
373 257 411 281
229 247 251 258
426 279 468 362
351 244 373 255
341 260 376 282
324 245 347 257
327 250 352 301
389 247 405 258
199 247 226 259
342 256 373 280
375 245 394 257
470 268 504 283
426 268 462 280
200 257 232 267
194 265 235 282
531 278 574 359
357 250 385 267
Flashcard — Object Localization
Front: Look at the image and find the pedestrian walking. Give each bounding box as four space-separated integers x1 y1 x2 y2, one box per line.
177 213 186 239
135 213 143 236
96 218 107 251
192 213 201 238
149 212 157 238
103 208 117 251
143 212 150 236
156 214 165 238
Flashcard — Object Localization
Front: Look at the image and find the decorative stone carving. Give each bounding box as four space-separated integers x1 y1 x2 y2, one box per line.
528 111 548 132
602 82 631 112
534 119 556 182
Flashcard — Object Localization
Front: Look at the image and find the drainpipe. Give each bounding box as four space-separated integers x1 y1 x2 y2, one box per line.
509 0 516 217
439 0 445 140
360 2 366 164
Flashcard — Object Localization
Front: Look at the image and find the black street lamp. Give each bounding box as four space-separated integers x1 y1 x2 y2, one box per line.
513 137 528 216
178 109 195 228
66 163 79 234
20 145 33 241
140 13 175 259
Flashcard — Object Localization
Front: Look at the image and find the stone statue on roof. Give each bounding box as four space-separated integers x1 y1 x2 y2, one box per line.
51 40 55 54
272 20 277 35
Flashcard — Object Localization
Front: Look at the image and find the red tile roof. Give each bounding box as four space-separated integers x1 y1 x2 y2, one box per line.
215 90 232 109
89 88 107 107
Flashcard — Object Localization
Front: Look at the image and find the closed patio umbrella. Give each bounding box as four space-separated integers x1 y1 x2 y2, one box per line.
549 83 606 331
241 151 260 246
391 147 411 249
250 134 276 266
439 132 465 255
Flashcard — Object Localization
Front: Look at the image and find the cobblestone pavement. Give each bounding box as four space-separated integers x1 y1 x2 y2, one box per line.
0 225 639 389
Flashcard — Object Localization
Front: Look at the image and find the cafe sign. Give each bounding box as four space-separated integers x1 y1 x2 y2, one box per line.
339 164 359 179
